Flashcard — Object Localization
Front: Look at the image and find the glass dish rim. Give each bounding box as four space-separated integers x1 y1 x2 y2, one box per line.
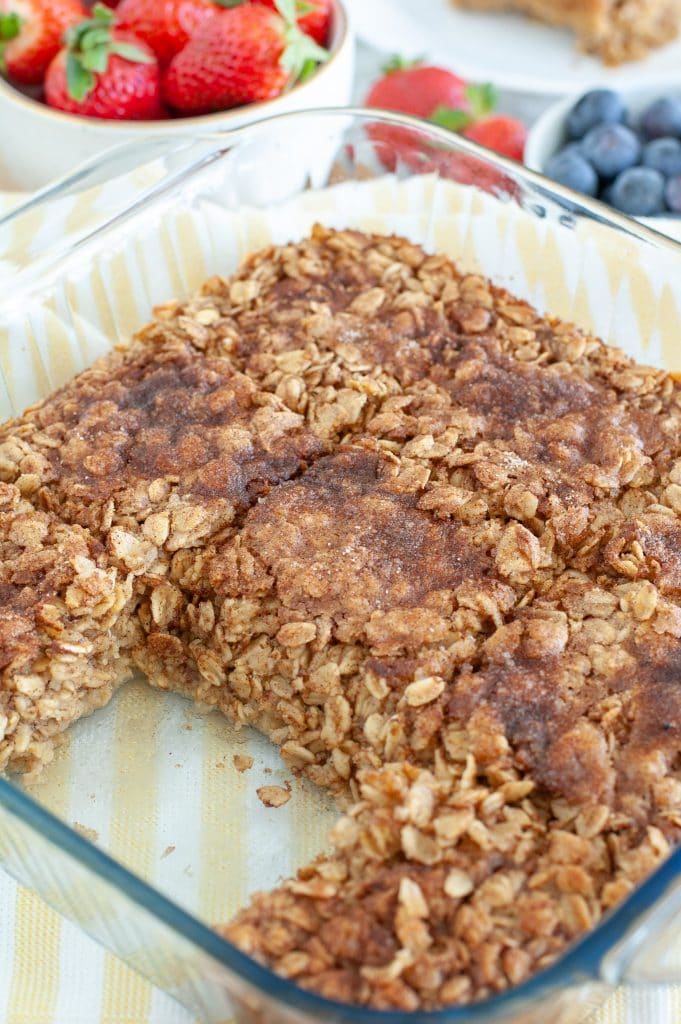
4 773 681 1022
2 106 681 1021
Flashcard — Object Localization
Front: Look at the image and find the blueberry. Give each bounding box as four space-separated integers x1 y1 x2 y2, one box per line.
640 97 681 140
642 137 681 177
665 175 681 212
545 147 598 196
580 123 641 178
566 89 626 140
610 167 666 216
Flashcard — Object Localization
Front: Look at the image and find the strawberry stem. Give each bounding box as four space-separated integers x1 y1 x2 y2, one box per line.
465 82 497 119
64 2 154 103
430 106 473 132
429 84 497 136
381 54 424 74
0 11 21 40
275 0 329 83
0 10 22 75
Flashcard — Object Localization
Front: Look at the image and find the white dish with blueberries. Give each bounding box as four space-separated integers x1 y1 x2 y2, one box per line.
525 86 681 238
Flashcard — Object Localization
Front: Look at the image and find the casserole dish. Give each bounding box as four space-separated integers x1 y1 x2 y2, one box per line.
1 109 681 1023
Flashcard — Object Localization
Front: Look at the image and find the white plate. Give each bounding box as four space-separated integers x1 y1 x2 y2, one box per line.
347 0 681 95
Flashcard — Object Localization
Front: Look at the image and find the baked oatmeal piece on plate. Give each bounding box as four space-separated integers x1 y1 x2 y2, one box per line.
451 0 681 64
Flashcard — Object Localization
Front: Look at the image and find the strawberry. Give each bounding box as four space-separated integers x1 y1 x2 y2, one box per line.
463 114 528 161
163 0 328 116
365 57 469 122
0 0 86 85
365 58 491 172
254 0 331 46
45 3 165 118
365 57 528 171
115 0 217 66
421 150 518 199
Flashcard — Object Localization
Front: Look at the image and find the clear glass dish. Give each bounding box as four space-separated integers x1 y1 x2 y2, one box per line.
1 109 681 1024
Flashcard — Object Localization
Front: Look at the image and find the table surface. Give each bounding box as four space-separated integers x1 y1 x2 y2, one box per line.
0 39 679 1024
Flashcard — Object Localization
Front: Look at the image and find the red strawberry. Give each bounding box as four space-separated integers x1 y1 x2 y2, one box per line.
366 58 468 122
45 3 165 118
365 58 486 172
115 0 216 66
163 1 328 116
463 114 528 161
254 0 331 46
422 150 518 199
0 0 86 85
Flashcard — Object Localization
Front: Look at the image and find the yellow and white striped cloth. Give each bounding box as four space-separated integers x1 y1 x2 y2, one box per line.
0 181 680 1024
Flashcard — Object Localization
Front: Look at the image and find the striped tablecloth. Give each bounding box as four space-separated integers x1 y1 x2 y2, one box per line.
0 186 679 1024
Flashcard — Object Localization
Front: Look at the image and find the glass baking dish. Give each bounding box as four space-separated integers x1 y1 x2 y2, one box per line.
1 109 681 1024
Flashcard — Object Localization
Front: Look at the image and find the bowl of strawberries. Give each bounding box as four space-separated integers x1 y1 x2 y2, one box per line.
0 0 353 190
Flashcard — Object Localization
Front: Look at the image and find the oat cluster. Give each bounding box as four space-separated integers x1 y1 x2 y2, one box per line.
1 226 680 1010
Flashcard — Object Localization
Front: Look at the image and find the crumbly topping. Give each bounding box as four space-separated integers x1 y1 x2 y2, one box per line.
0 339 324 559
2 226 681 1010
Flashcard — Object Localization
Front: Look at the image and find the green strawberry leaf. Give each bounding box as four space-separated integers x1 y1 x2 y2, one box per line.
297 56 317 82
275 0 297 21
66 51 95 101
430 105 473 133
65 4 113 50
281 23 328 79
62 0 154 102
91 2 114 21
0 9 22 73
466 82 497 119
110 40 154 63
80 43 110 72
80 27 112 50
0 12 22 41
381 53 423 74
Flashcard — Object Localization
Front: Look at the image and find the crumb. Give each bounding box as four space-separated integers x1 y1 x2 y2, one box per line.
233 754 254 773
73 823 98 843
256 783 292 808
161 845 176 859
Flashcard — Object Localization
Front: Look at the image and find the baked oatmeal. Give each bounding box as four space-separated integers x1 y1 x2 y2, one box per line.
1 227 680 1010
450 0 681 65
0 482 134 777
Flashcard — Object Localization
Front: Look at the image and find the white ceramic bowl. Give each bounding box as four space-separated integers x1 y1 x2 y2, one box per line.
525 84 681 239
0 0 353 191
